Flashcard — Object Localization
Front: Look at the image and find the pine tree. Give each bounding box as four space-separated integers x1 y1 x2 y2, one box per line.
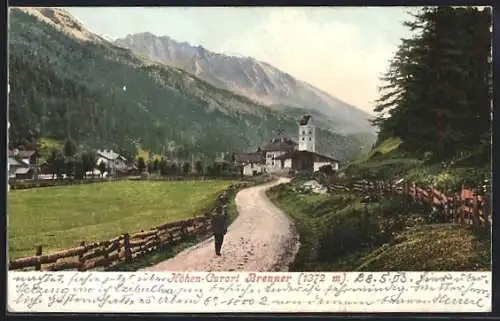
374 6 491 160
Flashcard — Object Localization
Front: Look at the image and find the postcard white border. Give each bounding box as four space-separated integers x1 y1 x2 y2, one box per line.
7 271 491 313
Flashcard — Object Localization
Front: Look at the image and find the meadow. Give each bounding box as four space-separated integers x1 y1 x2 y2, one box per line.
8 180 234 259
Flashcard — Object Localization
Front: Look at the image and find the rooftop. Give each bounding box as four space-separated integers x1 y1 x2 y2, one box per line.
262 136 297 152
97 149 126 161
9 150 36 158
8 157 23 166
15 168 33 175
232 152 265 164
299 115 312 126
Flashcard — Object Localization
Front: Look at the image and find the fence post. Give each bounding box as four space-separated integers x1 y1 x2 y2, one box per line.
78 241 86 271
138 230 144 253
123 233 132 262
453 196 459 223
472 198 480 227
455 197 461 224
181 222 188 236
444 197 450 221
154 228 161 251
482 197 490 227
103 241 110 266
35 245 42 271
205 216 212 234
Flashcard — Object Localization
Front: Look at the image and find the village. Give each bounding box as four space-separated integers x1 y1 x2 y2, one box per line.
7 115 340 186
232 115 339 176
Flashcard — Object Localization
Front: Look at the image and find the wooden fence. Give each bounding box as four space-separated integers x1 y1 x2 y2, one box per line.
9 216 213 271
9 182 252 271
325 179 491 228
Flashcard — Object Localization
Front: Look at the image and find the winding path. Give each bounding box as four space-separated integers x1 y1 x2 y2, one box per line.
143 177 299 272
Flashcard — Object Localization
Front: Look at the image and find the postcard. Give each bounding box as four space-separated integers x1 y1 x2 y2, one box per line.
7 6 491 313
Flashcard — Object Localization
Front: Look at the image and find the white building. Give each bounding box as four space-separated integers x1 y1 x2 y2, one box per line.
275 115 339 172
232 115 339 176
96 149 127 176
232 151 266 176
262 136 297 174
298 115 315 152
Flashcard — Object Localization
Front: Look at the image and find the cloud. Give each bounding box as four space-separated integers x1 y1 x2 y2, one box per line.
217 8 399 114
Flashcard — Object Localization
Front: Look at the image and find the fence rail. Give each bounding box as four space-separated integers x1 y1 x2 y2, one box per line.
324 179 490 228
9 216 212 271
9 182 252 271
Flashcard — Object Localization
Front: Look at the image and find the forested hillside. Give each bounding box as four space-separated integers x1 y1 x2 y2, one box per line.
8 8 371 163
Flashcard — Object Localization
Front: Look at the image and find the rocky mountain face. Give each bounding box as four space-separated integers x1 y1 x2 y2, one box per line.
8 7 373 163
115 32 376 135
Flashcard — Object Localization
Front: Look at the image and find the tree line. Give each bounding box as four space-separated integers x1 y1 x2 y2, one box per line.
373 6 491 163
136 157 234 177
42 140 110 179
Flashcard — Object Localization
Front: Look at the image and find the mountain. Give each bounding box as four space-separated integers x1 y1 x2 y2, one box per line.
114 32 375 135
8 7 373 163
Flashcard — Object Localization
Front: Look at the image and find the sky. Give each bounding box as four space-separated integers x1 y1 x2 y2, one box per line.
64 7 417 114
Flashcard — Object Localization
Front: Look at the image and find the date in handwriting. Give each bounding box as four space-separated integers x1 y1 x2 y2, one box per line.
7 272 491 312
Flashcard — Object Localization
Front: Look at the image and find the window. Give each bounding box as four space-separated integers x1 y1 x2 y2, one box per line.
309 137 312 141
309 131 312 135
302 137 305 141
302 131 305 135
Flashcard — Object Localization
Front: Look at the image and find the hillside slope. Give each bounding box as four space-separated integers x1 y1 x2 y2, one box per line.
8 7 370 162
114 32 375 135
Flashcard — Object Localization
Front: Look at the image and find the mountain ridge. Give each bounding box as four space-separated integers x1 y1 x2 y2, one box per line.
114 32 375 135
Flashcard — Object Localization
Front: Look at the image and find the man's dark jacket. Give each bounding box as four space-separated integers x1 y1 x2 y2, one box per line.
212 206 228 235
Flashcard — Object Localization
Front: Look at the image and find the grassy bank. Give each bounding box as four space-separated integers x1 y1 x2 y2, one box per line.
341 137 490 194
8 180 235 259
267 182 490 271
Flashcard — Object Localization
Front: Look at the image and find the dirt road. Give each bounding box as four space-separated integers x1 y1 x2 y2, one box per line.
143 177 299 272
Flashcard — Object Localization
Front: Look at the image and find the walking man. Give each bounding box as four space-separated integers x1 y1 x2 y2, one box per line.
212 194 229 256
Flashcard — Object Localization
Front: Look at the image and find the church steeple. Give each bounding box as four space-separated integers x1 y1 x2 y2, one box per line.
298 115 315 152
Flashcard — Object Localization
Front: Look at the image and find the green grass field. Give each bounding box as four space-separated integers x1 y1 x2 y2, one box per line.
8 180 234 259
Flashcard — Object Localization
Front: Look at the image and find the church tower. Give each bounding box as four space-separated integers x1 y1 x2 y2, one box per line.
298 115 315 152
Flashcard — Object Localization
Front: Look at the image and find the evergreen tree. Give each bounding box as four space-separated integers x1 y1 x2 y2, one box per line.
182 162 191 176
195 160 203 175
46 148 61 179
374 7 491 160
137 157 146 173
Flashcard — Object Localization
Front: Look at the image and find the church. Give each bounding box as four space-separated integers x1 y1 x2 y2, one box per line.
232 115 340 176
